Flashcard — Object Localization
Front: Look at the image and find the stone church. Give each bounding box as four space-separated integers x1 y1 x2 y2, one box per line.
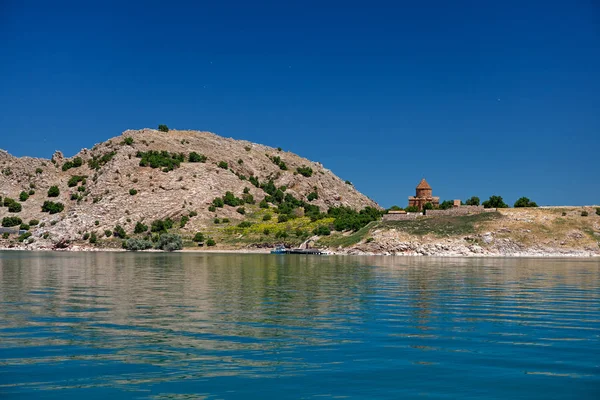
408 179 440 210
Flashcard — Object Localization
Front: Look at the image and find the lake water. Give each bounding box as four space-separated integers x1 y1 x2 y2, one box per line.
0 252 599 399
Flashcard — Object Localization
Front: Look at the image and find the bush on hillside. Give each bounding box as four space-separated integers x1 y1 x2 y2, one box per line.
136 150 185 172
8 202 22 213
88 151 116 170
158 124 169 132
125 238 153 251
188 152 207 163
19 191 29 202
151 218 173 233
47 186 60 197
296 166 313 177
193 232 205 242
2 217 22 227
129 188 138 196
307 192 318 201
134 222 148 234
123 137 134 145
155 234 182 251
113 225 127 238
41 201 64 214
206 238 216 246
438 200 454 210
217 161 228 169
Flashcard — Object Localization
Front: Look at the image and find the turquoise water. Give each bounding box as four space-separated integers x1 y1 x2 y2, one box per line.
0 252 599 399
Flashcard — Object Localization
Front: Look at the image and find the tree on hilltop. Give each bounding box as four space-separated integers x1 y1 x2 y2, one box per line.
482 195 508 209
514 197 538 208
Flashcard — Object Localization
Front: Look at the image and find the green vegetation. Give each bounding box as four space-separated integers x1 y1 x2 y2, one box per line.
180 216 189 228
237 207 246 215
263 214 272 221
193 232 205 242
88 151 116 170
29 219 39 226
28 189 35 195
208 205 216 212
155 234 183 251
113 225 127 238
214 218 221 224
382 212 501 237
465 196 480 206
581 211 588 217
134 222 148 234
62 157 83 171
89 232 97 244
405 206 419 212
189 152 207 162
223 191 243 207
41 201 64 214
2 217 22 227
307 192 318 201
212 197 225 208
328 206 382 232
217 161 228 169
514 197 538 208
2 197 13 207
19 191 29 202
18 232 32 242
249 176 260 187
313 225 331 236
151 218 174 233
19 224 30 231
206 238 216 246
125 238 153 251
35 167 43 174
104 230 112 237
297 166 313 177
596 208 600 216
68 175 86 187
269 155 287 170
129 188 138 196
8 201 22 213
136 150 185 172
158 124 169 132
482 195 508 209
47 186 60 197
438 200 454 210
123 137 134 145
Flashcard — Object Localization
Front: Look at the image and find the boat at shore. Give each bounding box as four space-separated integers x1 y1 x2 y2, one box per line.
270 245 328 255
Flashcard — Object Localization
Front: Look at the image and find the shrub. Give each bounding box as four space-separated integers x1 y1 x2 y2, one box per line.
238 158 243 164
297 166 313 177
218 161 228 169
29 219 39 226
237 221 253 228
208 205 216 212
89 232 97 244
104 230 112 237
35 167 43 174
263 228 270 235
236 207 246 215
180 216 189 228
328 206 382 232
259 199 269 209
223 191 243 207
345 180 352 185
47 186 60 197
2 217 22 227
514 197 538 208
70 193 79 201
206 238 216 246
18 232 32 242
28 189 35 196
249 176 260 187
2 233 9 239
243 187 250 194
189 210 198 217
263 214 272 221
125 238 153 251
155 234 183 251
596 208 600 216
41 201 64 214
73 157 83 167
562 212 567 216
214 218 221 224
438 200 454 210
406 206 419 212
158 124 169 132
83 232 90 240
151 218 173 233
134 222 148 234
366 237 374 243
19 191 29 201
313 225 331 236
212 197 225 208
3 197 15 207
113 225 127 238
275 230 288 239
307 192 318 201
243 193 255 204
88 151 116 170
67 175 87 187
277 214 289 223
19 223 29 231
482 195 509 209
193 232 205 242
95 220 99 225
245 146 252 152
136 150 184 171
189 152 207 163
8 202 22 213
123 137 134 145
581 211 588 217
222 218 230 223
129 188 138 196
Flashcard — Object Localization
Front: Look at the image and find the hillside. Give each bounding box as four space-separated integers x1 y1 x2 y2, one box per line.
325 207 600 257
0 128 378 249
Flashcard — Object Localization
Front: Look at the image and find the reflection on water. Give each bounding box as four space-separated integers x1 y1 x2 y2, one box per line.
0 252 599 399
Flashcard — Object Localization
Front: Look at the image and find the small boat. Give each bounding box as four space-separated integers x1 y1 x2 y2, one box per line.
270 245 287 254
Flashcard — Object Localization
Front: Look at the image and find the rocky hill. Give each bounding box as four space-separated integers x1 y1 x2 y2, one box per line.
0 128 378 249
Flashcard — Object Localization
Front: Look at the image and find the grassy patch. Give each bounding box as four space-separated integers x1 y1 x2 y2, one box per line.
381 212 502 237
317 221 378 247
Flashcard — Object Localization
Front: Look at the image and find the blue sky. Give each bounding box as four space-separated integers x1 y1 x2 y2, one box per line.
1 0 599 207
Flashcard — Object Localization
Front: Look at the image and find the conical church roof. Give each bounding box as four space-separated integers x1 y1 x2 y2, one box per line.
416 178 431 190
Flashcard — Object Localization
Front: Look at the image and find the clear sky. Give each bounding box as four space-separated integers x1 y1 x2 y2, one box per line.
1 0 599 207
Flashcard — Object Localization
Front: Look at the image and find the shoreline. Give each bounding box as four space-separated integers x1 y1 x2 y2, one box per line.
1 246 598 258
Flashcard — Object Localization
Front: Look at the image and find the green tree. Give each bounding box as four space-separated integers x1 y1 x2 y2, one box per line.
158 124 169 132
193 232 205 242
514 197 538 208
155 234 183 251
129 188 138 196
438 200 454 210
19 191 29 202
218 161 228 169
188 152 207 162
134 221 148 234
8 202 22 213
113 225 127 239
465 196 480 206
482 195 509 208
